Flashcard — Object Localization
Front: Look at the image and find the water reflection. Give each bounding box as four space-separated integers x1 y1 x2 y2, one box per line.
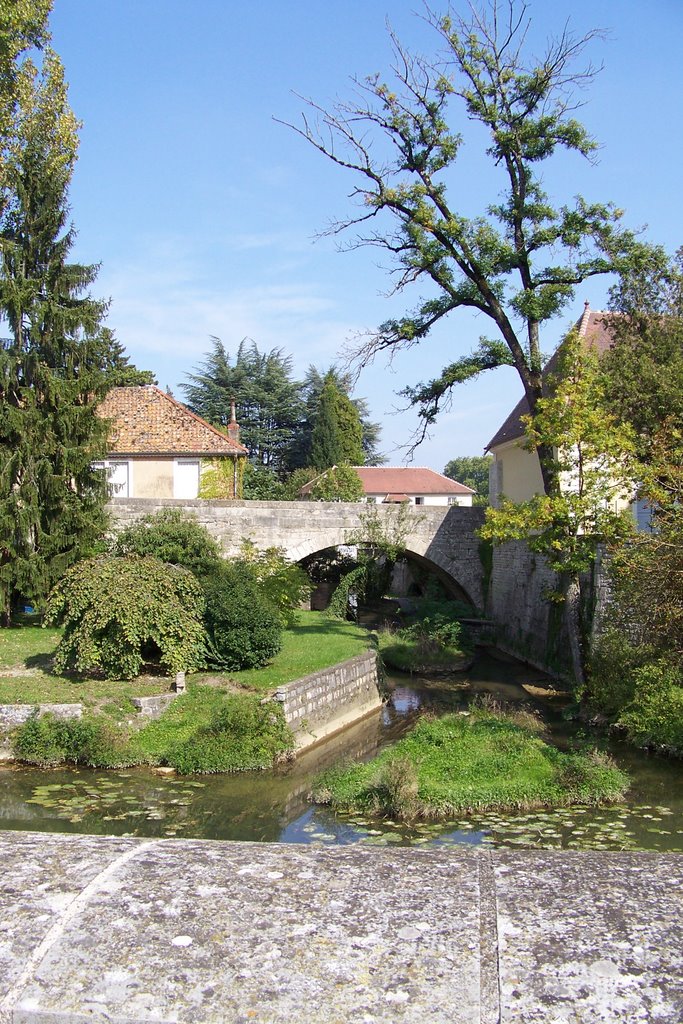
1 652 682 852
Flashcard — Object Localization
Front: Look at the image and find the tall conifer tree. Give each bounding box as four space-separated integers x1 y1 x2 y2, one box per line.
0 42 118 621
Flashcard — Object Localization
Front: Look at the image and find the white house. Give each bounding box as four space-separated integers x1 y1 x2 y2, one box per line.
353 466 475 506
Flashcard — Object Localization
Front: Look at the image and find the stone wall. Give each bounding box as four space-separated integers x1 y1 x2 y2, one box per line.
273 650 382 752
489 540 606 678
489 541 564 671
107 499 487 609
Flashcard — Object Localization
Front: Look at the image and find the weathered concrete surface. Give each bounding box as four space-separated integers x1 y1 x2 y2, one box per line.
0 832 680 1023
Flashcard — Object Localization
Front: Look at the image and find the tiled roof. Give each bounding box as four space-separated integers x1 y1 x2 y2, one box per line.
485 305 617 451
354 466 475 495
98 386 248 457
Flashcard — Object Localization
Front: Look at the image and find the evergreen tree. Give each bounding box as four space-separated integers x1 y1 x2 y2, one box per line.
292 366 381 469
182 337 304 473
309 373 343 470
0 45 119 621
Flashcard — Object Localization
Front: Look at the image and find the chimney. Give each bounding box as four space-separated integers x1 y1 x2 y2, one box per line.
227 399 240 444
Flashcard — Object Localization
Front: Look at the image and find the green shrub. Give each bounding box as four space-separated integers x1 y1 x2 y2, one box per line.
237 540 311 626
203 562 282 670
12 712 129 767
618 664 683 753
46 556 206 679
113 508 222 578
166 693 293 773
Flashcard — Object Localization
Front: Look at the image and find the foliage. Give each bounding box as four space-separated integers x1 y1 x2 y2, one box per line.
287 1 654 484
164 693 293 774
0 37 131 621
240 462 286 500
310 371 365 470
327 564 369 620
304 464 364 502
113 508 222 579
182 337 304 474
312 706 629 820
45 556 207 680
237 539 310 627
618 668 683 755
481 336 636 684
202 561 282 671
443 455 492 505
12 711 130 768
483 336 636 577
603 249 683 461
197 458 244 499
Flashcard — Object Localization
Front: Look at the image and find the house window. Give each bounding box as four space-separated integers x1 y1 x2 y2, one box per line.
633 497 656 533
414 496 425 505
93 460 130 497
174 459 200 499
448 496 458 505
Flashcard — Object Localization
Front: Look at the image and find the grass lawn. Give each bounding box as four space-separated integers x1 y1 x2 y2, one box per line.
0 610 372 708
4 610 372 772
218 610 372 692
312 704 629 819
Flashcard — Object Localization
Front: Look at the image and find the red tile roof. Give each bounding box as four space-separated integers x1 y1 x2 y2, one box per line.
98 386 248 457
485 305 617 451
354 466 475 495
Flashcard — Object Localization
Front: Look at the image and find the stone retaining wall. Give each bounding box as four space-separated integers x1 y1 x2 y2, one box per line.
489 540 608 678
0 702 82 730
273 649 382 751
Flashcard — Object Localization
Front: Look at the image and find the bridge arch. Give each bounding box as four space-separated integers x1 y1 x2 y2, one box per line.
107 498 487 611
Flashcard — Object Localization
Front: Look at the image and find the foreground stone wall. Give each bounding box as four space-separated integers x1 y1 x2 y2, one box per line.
0 831 680 1023
273 650 382 751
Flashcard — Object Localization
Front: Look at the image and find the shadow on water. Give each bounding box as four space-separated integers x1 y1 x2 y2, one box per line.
1 651 682 851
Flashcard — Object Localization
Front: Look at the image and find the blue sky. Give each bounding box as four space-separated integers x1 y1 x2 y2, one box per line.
48 0 683 472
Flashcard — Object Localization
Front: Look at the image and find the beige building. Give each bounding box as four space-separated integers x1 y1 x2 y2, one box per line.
487 304 623 507
96 386 247 499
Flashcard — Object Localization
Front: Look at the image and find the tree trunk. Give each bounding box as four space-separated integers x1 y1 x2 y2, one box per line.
562 572 585 690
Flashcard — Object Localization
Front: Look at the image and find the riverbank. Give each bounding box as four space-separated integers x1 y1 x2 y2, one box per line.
0 612 374 772
312 703 629 820
1 830 680 1023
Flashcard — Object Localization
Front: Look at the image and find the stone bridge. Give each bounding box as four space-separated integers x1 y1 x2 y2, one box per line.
108 499 487 609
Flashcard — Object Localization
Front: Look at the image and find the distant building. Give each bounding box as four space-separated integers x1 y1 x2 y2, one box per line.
354 466 474 506
96 386 247 499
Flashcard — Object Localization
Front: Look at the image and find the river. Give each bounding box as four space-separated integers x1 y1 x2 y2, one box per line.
1 652 681 851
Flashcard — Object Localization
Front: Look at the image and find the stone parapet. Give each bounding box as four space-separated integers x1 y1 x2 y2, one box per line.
0 831 680 1022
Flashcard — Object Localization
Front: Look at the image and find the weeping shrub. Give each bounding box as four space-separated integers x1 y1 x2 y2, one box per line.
202 561 282 670
45 556 206 679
